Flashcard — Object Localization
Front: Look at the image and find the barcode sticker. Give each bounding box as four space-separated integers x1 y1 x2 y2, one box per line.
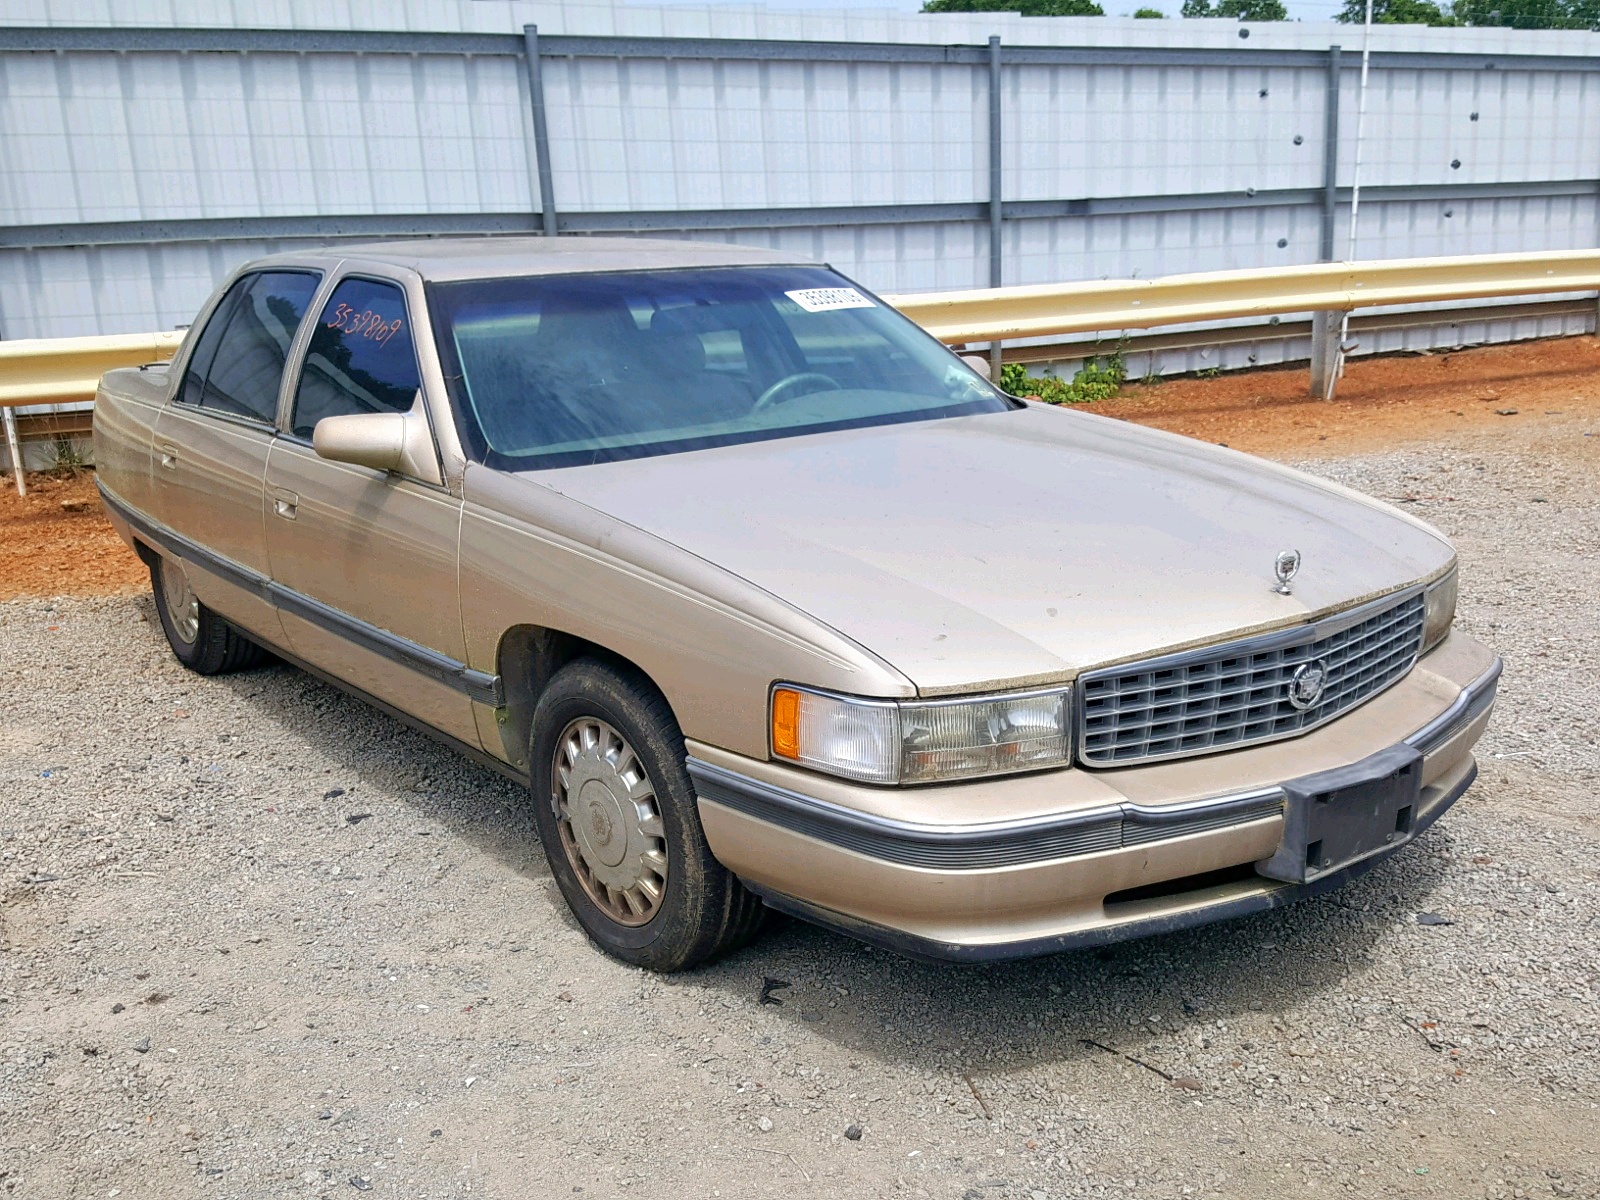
784 287 876 313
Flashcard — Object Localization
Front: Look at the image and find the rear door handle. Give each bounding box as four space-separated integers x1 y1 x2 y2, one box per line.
157 444 178 471
273 490 299 520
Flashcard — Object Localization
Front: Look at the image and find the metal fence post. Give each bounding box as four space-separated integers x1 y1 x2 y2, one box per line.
987 35 1004 382
523 25 559 237
1310 45 1342 400
3 407 25 497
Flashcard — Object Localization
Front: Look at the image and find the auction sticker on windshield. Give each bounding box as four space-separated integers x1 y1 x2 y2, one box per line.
785 287 876 312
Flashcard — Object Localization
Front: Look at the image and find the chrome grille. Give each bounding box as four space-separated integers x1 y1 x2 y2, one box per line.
1079 591 1425 767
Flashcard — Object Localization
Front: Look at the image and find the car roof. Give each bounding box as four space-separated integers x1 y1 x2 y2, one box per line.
250 236 815 282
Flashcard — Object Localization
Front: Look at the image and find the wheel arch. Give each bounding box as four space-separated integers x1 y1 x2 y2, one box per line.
130 536 162 571
493 624 675 768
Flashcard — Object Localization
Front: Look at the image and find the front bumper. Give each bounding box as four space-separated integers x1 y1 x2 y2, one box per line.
690 632 1500 962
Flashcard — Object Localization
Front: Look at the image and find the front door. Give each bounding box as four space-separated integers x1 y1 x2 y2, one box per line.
264 275 479 747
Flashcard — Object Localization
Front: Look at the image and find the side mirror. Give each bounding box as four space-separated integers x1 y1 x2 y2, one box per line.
959 354 991 381
310 394 442 484
311 412 408 473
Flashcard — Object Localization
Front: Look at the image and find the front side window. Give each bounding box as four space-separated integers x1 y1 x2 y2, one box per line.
179 271 321 424
291 278 421 440
427 266 1013 470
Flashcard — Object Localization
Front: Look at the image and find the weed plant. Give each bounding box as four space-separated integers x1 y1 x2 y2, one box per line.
999 353 1126 404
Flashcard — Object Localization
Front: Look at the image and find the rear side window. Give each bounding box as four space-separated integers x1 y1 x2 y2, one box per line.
290 278 421 440
179 271 321 424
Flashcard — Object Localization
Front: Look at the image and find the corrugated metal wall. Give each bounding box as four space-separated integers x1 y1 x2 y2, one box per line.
0 51 538 225
3 1 1599 387
547 58 991 211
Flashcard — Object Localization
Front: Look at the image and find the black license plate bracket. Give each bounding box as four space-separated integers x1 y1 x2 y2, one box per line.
1257 743 1424 884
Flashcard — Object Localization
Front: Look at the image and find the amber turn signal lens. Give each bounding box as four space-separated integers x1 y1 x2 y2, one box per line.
771 688 801 759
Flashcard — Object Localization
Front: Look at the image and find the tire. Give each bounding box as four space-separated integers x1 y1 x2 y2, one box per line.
528 658 765 971
149 553 269 675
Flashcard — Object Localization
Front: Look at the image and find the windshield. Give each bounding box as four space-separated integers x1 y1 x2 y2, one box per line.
428 265 1014 469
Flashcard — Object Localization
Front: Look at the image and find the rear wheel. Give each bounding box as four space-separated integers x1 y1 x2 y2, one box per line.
529 658 765 971
149 554 268 675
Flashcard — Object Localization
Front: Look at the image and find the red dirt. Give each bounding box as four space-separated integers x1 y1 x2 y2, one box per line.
0 471 147 600
5 334 1600 599
1094 334 1600 457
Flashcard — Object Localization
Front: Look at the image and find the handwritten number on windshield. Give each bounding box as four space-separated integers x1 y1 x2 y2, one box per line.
326 303 403 346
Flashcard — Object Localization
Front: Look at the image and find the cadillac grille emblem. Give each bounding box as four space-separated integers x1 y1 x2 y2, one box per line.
1286 660 1328 711
1273 549 1302 595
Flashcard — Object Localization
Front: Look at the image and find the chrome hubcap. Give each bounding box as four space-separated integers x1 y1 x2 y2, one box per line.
161 558 199 645
552 717 667 927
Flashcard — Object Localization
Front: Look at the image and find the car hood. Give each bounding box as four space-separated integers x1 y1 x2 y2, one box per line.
529 405 1454 694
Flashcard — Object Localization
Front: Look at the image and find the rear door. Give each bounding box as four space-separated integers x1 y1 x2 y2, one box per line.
263 274 480 747
150 268 321 645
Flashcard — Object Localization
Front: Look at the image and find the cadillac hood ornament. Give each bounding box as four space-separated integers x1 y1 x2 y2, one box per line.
1273 549 1301 595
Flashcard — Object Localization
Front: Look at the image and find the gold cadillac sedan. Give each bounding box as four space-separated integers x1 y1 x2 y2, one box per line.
93 238 1501 971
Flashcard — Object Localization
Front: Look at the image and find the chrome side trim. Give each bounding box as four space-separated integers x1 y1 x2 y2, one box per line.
235 618 529 789
688 757 1281 872
99 480 504 708
1405 656 1503 755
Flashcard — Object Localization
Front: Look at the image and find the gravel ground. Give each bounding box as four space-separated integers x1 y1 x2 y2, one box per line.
2 414 1597 1200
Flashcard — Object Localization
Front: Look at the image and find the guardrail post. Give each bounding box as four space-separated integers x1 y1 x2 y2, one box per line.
1310 311 1340 398
987 34 1004 383
3 406 25 497
523 25 559 237
1310 45 1342 400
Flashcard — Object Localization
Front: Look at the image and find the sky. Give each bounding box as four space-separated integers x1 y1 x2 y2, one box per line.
639 0 1353 22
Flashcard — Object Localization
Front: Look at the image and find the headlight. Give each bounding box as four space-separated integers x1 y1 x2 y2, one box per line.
1422 566 1457 654
770 684 1072 785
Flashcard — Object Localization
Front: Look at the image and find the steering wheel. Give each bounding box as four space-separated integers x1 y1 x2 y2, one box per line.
752 372 841 412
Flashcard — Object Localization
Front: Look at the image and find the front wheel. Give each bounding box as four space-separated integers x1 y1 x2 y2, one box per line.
149 554 268 675
528 659 765 971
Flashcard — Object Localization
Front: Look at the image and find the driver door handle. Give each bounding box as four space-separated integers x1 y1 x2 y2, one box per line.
273 489 299 520
157 444 178 471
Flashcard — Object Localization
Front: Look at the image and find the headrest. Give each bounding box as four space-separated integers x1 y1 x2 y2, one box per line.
641 327 705 376
535 294 633 347
651 304 728 337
